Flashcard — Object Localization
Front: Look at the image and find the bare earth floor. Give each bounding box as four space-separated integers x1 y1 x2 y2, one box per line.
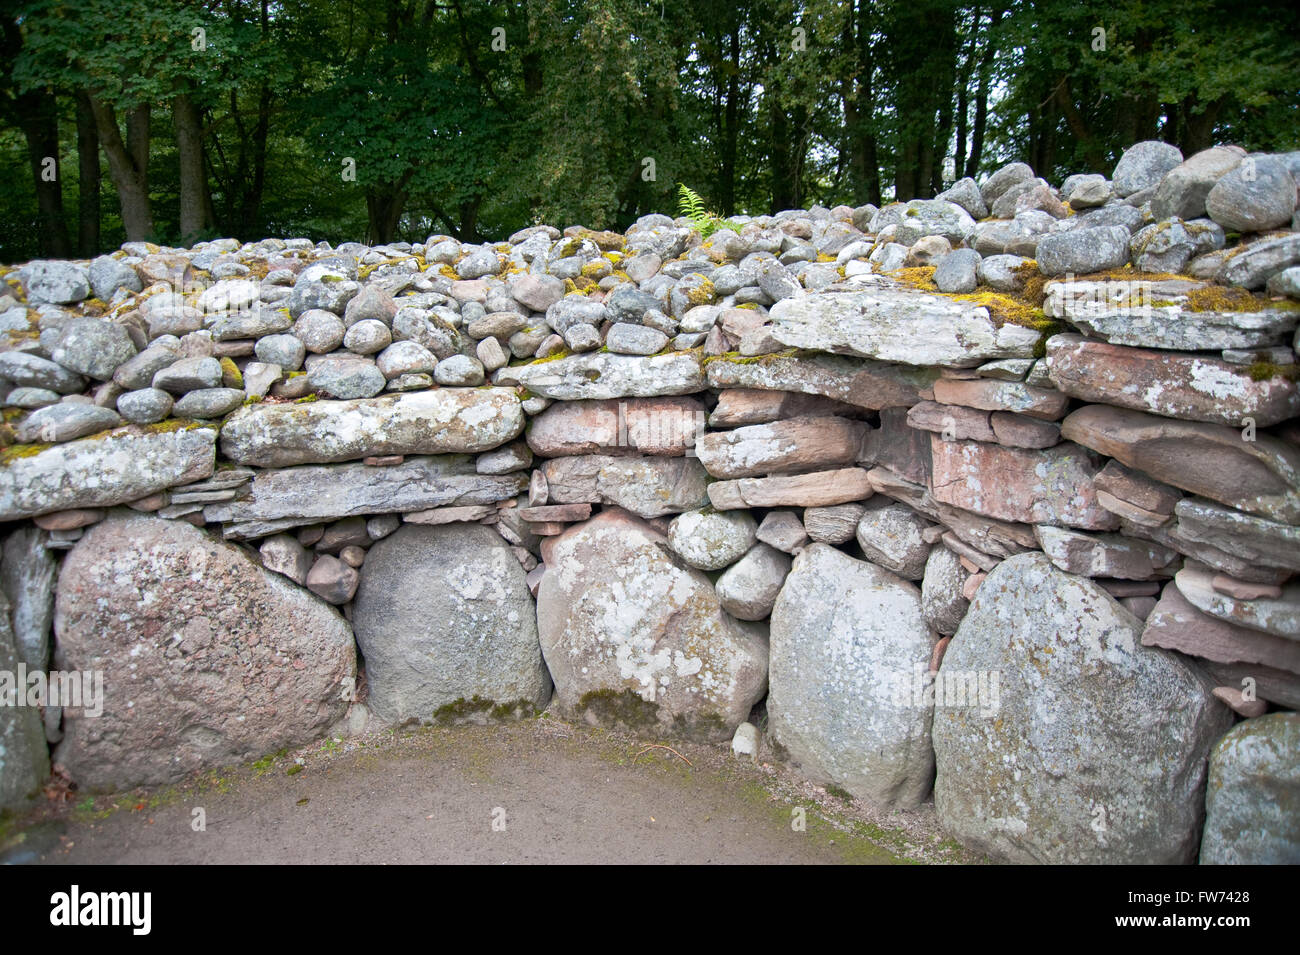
3 716 976 865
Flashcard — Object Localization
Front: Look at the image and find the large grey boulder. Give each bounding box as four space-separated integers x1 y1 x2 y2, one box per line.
22 260 89 305
1112 141 1183 197
0 589 49 810
768 544 938 809
0 424 217 521
1035 225 1130 276
352 523 551 724
1150 145 1245 221
932 553 1233 863
49 317 138 381
1205 155 1297 233
536 509 768 741
53 513 355 790
1200 713 1299 864
220 389 524 466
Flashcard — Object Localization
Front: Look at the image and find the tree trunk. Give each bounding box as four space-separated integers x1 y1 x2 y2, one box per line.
74 90 100 256
90 96 154 241
173 91 212 242
718 26 740 216
17 88 71 257
964 6 1003 178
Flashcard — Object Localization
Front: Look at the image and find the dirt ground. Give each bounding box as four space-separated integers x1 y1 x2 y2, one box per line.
2 714 977 865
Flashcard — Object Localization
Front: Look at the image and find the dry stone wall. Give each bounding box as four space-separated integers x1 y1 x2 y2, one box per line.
1 141 1299 863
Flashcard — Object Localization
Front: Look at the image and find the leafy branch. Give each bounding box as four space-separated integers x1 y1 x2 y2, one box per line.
677 183 740 239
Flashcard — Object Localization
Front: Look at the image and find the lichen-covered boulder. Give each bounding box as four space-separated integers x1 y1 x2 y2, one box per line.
536 509 767 740
352 523 551 724
768 544 939 809
933 553 1233 863
52 513 356 790
1200 713 1300 864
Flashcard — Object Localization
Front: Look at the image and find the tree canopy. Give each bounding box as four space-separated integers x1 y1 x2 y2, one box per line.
2 0 1296 261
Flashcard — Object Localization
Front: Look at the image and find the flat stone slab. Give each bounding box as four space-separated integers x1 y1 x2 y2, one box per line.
707 468 873 509
220 389 525 467
696 415 868 479
768 288 1041 366
541 454 709 518
929 436 1118 530
0 424 217 521
526 397 705 457
1061 404 1300 524
705 353 935 410
1035 524 1178 579
1044 279 1296 350
1175 563 1300 640
494 351 705 400
932 378 1069 420
1047 334 1300 427
708 388 867 427
1143 582 1300 674
203 455 526 523
1172 497 1300 573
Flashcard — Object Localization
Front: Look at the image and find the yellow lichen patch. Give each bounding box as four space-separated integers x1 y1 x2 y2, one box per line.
0 441 51 466
685 277 717 306
816 253 836 263
438 264 460 281
885 266 938 291
1246 360 1300 382
1182 284 1300 314
219 357 243 388
950 290 1052 330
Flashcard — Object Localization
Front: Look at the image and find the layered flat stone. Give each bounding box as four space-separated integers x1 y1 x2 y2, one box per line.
866 466 1038 558
695 415 868 479
1034 524 1178 579
219 388 524 466
494 351 705 400
705 352 936 410
929 436 1117 530
1172 497 1300 573
525 397 704 457
1047 334 1300 427
541 454 708 518
1143 583 1300 674
932 378 1069 420
707 468 873 509
860 406 931 484
1061 405 1300 523
708 388 868 427
768 287 1041 366
0 424 217 521
202 455 526 523
1043 279 1296 350
1175 563 1300 639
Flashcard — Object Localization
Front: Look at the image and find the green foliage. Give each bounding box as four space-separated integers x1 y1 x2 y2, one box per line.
676 183 739 239
0 0 1297 260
